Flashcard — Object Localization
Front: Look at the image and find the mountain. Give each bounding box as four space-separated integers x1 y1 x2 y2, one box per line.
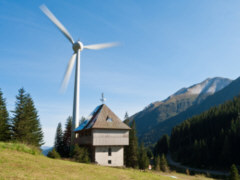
140 76 240 145
129 77 232 145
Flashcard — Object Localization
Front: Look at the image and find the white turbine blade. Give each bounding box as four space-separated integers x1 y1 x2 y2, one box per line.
40 4 74 44
84 42 119 50
61 53 77 92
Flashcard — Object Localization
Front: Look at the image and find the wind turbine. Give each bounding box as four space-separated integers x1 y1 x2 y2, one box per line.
40 5 118 144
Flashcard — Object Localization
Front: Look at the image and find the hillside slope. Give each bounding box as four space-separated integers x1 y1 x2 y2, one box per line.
170 95 240 169
0 142 211 180
141 76 240 145
129 77 231 139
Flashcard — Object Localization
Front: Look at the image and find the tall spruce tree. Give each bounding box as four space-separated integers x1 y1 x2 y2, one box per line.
63 116 72 157
124 112 130 165
154 155 160 171
160 154 169 172
138 143 149 170
154 134 170 156
12 88 44 146
125 120 138 168
124 112 130 125
54 122 64 156
0 89 11 141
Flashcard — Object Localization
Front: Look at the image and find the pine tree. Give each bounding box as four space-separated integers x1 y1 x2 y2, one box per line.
12 88 44 146
154 134 170 156
63 116 72 157
124 112 130 165
79 116 86 125
12 88 27 142
24 94 44 146
229 164 239 180
138 143 149 170
125 120 138 168
146 148 153 160
0 89 11 141
160 154 169 172
124 112 130 125
54 122 64 156
154 155 160 171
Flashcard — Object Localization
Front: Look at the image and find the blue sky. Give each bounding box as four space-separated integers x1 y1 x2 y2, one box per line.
1 0 240 146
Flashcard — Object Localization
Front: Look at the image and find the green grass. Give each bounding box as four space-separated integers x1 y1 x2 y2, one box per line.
0 142 213 180
0 142 40 155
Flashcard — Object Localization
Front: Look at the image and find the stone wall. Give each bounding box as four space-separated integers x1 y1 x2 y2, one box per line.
95 146 124 166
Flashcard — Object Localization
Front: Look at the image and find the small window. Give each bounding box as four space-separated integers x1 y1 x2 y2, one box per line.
108 160 111 164
106 116 112 122
108 147 112 156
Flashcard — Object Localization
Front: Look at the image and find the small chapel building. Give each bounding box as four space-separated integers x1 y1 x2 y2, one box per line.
74 104 130 166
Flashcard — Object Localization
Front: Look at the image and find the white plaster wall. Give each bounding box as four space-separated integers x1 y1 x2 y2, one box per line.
95 146 123 166
93 129 129 146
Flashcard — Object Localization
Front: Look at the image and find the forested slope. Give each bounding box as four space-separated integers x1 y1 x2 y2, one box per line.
170 95 240 169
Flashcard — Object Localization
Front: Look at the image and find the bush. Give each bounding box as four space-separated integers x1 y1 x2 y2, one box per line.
47 148 60 159
229 164 239 180
72 145 90 163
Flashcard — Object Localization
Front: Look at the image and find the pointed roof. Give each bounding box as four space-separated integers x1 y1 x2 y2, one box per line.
74 104 130 132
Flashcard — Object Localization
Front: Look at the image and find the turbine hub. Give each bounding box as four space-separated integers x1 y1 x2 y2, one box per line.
73 41 83 52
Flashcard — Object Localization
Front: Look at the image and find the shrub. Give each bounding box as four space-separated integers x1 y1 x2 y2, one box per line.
72 145 90 163
47 148 60 159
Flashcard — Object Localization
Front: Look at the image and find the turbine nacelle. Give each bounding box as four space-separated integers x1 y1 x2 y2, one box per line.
73 41 84 52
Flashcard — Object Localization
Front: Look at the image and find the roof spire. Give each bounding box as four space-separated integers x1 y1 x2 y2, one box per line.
100 93 106 104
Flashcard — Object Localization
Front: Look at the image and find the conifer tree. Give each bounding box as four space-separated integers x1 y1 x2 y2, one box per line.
54 122 64 156
125 120 138 168
12 88 26 142
160 154 169 172
146 147 153 160
63 116 72 157
12 88 44 146
124 112 130 125
154 134 170 156
229 164 239 180
0 89 11 141
124 112 130 165
79 116 86 125
138 143 149 170
154 155 160 171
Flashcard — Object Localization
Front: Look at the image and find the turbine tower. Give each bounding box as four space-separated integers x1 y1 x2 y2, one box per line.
40 5 118 144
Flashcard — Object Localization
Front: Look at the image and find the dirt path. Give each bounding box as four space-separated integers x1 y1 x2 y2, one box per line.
167 154 229 176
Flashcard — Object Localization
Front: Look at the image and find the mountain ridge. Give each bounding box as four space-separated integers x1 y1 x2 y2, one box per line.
140 76 240 145
129 77 232 144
